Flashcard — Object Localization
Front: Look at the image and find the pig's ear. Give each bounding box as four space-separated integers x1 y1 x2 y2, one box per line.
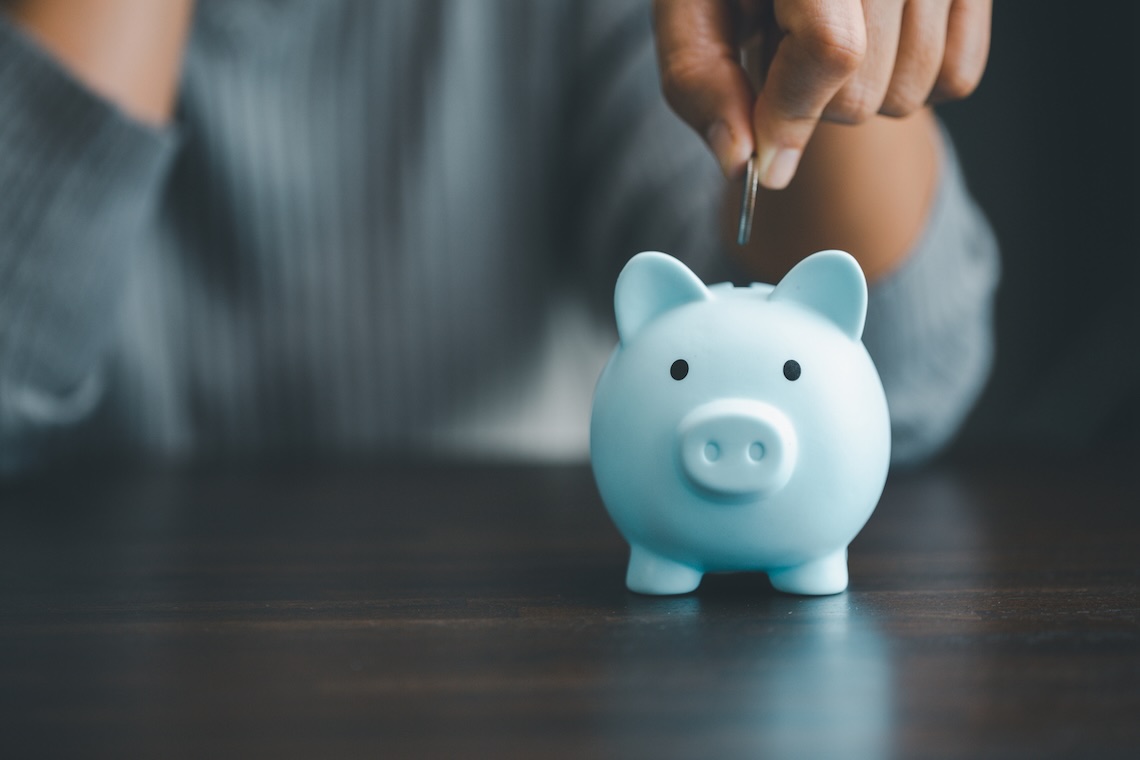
615 251 711 345
770 250 867 340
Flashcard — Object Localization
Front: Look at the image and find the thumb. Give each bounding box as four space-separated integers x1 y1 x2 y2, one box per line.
753 0 866 188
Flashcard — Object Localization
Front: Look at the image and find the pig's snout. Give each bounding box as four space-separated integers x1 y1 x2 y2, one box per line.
678 399 797 498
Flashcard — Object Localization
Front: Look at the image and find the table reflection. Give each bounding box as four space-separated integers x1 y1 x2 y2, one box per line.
586 588 890 757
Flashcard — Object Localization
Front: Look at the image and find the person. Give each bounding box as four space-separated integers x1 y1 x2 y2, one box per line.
0 0 998 478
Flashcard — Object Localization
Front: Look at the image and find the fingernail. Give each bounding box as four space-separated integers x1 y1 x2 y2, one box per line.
757 146 801 190
706 121 744 179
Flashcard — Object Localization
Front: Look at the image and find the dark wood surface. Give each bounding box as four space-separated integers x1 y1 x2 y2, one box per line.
1 455 1138 759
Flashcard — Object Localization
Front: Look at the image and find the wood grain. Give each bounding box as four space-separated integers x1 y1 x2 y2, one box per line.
1 457 1137 758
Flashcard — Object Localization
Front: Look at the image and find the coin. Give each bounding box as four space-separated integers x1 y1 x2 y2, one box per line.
736 154 759 246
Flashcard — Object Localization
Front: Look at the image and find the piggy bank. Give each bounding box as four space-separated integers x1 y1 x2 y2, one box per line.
590 250 890 596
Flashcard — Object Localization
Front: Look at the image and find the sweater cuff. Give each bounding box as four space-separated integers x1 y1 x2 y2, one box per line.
0 16 179 398
864 124 1001 464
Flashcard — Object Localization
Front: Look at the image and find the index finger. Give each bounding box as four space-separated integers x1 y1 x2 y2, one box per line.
653 0 756 178
752 0 866 189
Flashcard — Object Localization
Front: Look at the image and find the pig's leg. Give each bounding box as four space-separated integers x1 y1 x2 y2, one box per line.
625 544 703 595
768 548 849 595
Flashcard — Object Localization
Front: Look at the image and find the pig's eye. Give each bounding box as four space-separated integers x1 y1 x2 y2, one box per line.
670 359 689 381
783 360 801 381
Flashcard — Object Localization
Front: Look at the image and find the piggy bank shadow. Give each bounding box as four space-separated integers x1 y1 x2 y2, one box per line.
694 570 787 598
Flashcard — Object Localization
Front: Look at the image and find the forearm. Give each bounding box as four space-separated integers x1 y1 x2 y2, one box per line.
861 127 1000 464
730 109 941 284
3 0 193 125
728 112 999 463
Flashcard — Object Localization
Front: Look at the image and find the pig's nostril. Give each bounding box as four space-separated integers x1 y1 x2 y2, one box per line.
704 442 721 462
748 442 765 462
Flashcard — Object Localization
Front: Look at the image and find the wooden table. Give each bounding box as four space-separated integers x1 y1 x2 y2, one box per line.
1 455 1138 758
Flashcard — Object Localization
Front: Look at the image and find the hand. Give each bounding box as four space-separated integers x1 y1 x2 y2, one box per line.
653 0 991 188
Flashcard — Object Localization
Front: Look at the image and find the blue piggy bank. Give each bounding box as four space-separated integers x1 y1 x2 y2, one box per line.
590 250 890 595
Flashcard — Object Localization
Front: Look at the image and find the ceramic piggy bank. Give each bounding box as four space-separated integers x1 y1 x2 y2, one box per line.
590 250 890 596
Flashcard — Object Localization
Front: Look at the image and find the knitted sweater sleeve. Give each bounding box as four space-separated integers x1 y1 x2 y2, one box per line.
0 18 179 476
562 0 725 307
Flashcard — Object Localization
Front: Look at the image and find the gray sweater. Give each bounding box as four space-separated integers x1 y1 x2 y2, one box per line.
0 0 999 475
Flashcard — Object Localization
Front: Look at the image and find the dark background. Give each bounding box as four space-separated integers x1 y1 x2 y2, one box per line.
938 1 1140 454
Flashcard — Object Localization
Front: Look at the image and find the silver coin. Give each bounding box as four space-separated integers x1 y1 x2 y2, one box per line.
736 154 759 246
